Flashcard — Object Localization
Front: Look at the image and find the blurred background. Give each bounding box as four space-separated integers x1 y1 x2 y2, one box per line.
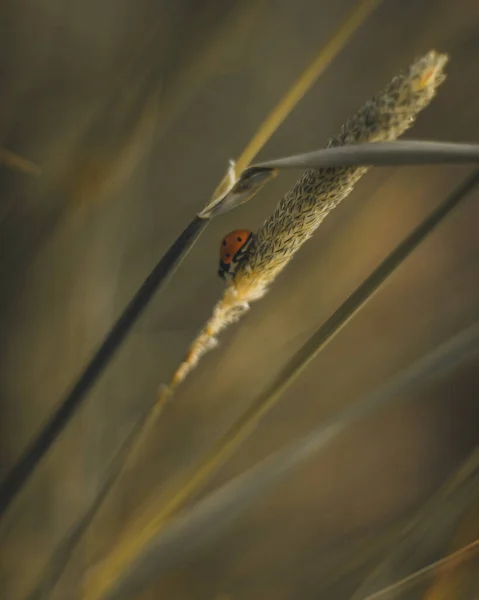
1 0 479 599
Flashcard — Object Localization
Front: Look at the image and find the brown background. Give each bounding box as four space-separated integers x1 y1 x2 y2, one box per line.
1 0 479 598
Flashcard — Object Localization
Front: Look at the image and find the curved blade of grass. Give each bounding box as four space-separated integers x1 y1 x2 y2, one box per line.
256 140 479 170
201 141 479 218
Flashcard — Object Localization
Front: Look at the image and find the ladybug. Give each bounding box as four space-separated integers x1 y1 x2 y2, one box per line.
218 229 253 281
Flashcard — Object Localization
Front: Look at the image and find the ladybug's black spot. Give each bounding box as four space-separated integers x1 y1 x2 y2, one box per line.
222 240 227 246
226 253 231 258
237 236 242 242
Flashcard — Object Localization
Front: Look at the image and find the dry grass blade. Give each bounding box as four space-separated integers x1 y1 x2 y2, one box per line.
0 148 42 176
350 448 479 600
361 539 479 600
82 323 479 600
423 492 479 599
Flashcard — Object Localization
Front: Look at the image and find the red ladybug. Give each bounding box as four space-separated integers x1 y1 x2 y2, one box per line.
218 229 253 280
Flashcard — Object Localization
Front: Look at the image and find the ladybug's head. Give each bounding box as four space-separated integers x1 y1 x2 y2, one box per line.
218 229 253 281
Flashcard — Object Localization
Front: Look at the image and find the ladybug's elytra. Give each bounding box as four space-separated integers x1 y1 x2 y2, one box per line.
218 229 253 280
